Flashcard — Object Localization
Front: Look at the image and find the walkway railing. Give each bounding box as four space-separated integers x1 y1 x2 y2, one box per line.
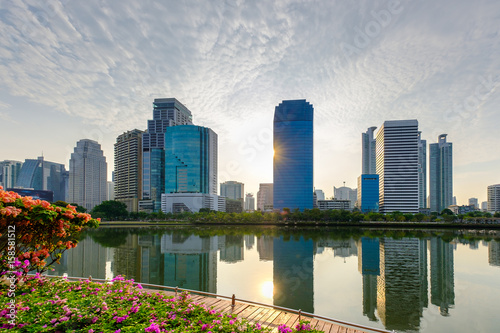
43 274 394 333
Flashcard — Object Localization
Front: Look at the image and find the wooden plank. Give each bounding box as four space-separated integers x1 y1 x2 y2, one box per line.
260 309 281 326
201 298 223 308
230 303 251 316
236 305 261 320
284 313 300 328
245 306 267 322
266 310 293 328
252 308 272 324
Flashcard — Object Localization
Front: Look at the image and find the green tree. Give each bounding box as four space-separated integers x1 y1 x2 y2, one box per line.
494 212 500 218
90 200 128 221
441 208 454 216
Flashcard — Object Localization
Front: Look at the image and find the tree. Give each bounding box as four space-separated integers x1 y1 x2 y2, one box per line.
91 200 128 221
494 212 500 218
0 186 99 276
441 208 454 216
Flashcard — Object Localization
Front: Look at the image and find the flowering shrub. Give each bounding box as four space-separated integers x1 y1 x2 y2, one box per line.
0 275 324 332
0 186 99 276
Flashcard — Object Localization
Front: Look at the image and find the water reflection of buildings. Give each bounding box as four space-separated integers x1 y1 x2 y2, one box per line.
357 237 380 322
161 234 217 293
257 235 274 261
273 236 314 313
376 238 428 331
489 240 500 267
245 235 255 250
430 238 455 316
218 235 244 263
316 239 357 260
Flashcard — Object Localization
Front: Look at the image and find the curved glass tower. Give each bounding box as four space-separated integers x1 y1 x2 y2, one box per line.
164 125 217 194
273 99 314 211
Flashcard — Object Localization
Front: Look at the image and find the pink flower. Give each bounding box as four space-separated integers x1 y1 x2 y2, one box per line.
145 323 161 332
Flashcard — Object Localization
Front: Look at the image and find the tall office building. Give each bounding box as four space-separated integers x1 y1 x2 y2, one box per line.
468 198 479 210
362 126 377 174
220 181 244 201
141 98 193 212
357 174 379 213
429 134 453 213
0 160 23 189
418 132 427 209
314 189 325 201
481 201 488 211
68 139 107 211
487 184 500 213
114 129 143 212
257 183 273 211
334 185 357 209
245 193 255 211
273 100 314 211
161 125 219 213
16 156 68 202
376 120 419 213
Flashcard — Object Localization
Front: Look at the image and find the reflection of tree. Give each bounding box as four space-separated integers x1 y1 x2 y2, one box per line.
89 229 129 248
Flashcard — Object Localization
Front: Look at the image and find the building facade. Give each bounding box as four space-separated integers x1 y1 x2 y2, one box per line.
468 198 479 210
429 134 453 213
317 199 351 211
357 174 380 213
257 183 273 211
245 193 255 211
164 125 217 195
68 139 107 211
0 160 23 189
333 185 357 209
142 98 193 212
362 126 377 174
487 184 500 213
220 181 244 201
114 129 143 212
161 193 225 213
376 120 419 214
273 100 314 211
16 156 68 202
418 132 427 209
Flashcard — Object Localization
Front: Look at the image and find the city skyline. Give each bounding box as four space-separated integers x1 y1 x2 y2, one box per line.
1 1 499 203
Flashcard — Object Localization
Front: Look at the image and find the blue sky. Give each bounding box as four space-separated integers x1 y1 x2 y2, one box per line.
1 0 499 204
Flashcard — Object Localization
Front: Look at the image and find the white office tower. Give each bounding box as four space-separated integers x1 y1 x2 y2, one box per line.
487 184 500 213
69 139 107 211
376 120 419 213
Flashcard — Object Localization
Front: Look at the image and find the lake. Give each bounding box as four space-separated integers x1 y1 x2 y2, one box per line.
48 225 500 333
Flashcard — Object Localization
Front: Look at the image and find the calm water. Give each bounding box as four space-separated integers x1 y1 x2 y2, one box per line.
48 226 500 333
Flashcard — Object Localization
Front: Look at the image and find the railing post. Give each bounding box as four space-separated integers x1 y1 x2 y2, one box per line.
231 294 235 308
175 286 178 297
89 275 92 282
298 309 301 321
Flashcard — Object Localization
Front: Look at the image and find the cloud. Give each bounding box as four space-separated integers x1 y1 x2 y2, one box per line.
0 0 499 198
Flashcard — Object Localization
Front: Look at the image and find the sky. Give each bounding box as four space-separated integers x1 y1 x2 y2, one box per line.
1 0 499 204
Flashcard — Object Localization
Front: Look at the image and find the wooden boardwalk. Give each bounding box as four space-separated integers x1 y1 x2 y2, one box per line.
157 290 380 333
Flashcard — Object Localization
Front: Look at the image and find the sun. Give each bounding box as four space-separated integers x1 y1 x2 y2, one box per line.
261 281 274 299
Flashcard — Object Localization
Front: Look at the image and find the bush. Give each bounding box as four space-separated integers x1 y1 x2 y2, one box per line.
0 275 322 332
0 186 99 276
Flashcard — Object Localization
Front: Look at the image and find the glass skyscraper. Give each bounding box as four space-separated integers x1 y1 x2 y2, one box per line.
16 156 68 202
142 98 193 212
429 134 453 213
418 132 427 209
273 99 314 211
357 174 379 213
164 125 217 195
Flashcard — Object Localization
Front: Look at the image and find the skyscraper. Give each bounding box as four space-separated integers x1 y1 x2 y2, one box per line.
164 125 217 194
114 129 143 212
0 160 23 189
142 98 193 212
161 125 220 213
220 181 244 201
487 184 500 213
273 99 314 211
362 126 377 174
418 132 427 209
257 183 273 211
429 134 453 213
16 156 68 202
376 120 419 213
69 139 107 211
357 174 379 213
244 193 255 211
468 198 479 210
